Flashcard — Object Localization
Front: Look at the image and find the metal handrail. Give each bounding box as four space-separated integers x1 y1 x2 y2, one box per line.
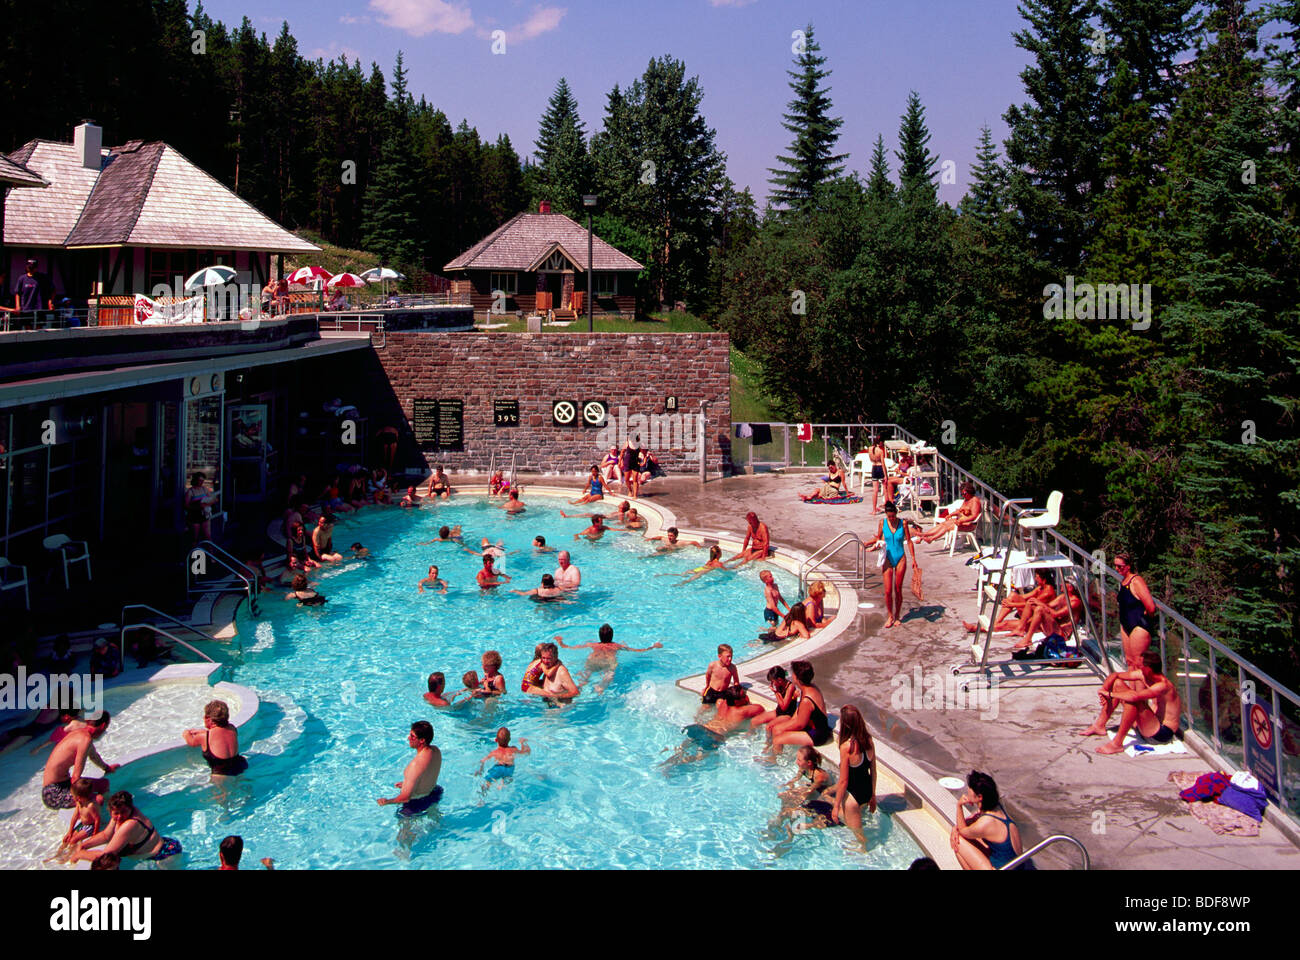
119 623 217 665
189 540 256 612
509 451 517 492
999 833 1090 870
799 531 866 592
120 604 217 647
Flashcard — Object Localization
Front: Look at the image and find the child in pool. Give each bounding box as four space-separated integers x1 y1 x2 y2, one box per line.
476 727 530 785
477 651 506 696
454 670 480 703
489 470 507 496
60 778 103 851
666 545 730 585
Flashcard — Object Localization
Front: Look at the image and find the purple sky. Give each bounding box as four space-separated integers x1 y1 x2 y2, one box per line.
202 0 1032 205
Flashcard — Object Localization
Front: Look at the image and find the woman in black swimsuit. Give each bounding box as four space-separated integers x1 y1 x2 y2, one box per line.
830 705 877 842
1114 553 1156 669
767 660 832 755
749 665 800 732
183 700 248 776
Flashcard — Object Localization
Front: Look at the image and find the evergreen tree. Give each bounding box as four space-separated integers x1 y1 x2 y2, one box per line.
1002 0 1106 271
534 77 593 216
894 92 938 203
865 134 894 203
963 126 1005 225
767 23 847 210
362 54 423 267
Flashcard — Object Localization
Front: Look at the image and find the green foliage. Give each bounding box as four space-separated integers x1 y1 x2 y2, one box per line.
533 78 594 216
767 23 847 210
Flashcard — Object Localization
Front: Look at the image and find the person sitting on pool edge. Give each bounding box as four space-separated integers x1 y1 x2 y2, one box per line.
571 465 605 505
760 602 816 643
423 672 452 707
729 512 772 566
378 721 443 816
701 644 740 705
182 700 248 776
426 467 451 499
42 712 117 810
951 770 1032 870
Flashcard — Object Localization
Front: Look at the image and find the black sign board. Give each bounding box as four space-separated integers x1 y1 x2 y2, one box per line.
412 400 439 448
665 396 678 411
436 399 464 451
494 400 520 427
581 399 609 428
552 400 579 427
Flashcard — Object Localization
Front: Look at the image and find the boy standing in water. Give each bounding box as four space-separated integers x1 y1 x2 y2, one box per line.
759 570 789 628
701 644 740 705
476 727 531 786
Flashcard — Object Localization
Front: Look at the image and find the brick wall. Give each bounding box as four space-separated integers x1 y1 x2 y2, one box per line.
348 332 733 475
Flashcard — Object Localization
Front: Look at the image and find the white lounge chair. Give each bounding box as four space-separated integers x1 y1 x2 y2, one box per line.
0 558 30 610
43 534 91 589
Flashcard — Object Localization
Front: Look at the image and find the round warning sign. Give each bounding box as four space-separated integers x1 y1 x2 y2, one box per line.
552 400 577 426
582 400 608 427
1249 703 1273 750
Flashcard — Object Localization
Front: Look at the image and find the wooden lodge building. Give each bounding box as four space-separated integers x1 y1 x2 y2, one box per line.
444 204 643 319
2 122 317 306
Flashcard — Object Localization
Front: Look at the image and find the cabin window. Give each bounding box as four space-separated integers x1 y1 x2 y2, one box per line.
594 273 618 297
490 272 517 296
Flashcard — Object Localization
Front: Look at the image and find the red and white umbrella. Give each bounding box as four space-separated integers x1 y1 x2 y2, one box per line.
288 265 332 285
326 272 367 288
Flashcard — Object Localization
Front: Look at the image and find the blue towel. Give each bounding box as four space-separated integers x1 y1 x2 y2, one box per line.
1217 783 1268 822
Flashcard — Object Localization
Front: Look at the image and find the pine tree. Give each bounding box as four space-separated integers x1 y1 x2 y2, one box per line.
362 54 423 267
767 23 847 210
1002 0 1106 271
865 134 894 203
963 126 1005 224
894 92 937 203
534 77 592 216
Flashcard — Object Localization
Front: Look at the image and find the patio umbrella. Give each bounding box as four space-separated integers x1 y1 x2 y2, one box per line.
183 265 237 291
288 265 332 285
326 272 367 287
360 266 405 299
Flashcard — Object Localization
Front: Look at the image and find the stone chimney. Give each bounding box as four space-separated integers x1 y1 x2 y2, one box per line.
73 121 103 171
539 201 551 214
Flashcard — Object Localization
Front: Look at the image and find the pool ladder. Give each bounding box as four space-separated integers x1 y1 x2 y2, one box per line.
999 833 1090 870
117 603 221 666
798 531 868 593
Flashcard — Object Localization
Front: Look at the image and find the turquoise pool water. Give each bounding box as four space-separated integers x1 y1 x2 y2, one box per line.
108 496 922 869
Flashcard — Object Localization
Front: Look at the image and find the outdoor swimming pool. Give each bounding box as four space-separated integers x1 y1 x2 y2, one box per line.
34 496 922 869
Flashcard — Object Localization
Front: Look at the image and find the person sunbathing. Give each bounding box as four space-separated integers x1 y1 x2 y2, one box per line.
1010 583 1083 651
919 482 981 543
1079 648 1182 754
962 569 1055 633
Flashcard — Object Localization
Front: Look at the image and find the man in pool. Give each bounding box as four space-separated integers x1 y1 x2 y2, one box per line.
418 525 463 546
521 642 580 700
42 713 118 809
400 486 422 508
611 507 647 531
476 553 511 589
378 720 443 816
661 688 762 770
556 624 663 694
532 535 556 554
644 526 702 551
499 489 526 514
553 551 581 590
575 514 606 541
423 673 452 707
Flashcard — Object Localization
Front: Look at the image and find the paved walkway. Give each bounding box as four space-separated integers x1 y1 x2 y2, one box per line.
544 471 1298 870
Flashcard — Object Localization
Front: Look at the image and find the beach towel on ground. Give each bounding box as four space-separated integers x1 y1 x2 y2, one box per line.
1178 771 1230 803
1168 772 1261 837
801 494 863 505
1122 730 1188 757
1217 783 1268 822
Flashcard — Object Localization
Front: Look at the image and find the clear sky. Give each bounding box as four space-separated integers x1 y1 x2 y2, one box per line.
200 0 1033 206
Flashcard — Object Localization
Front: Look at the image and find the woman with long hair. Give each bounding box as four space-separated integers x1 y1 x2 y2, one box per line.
830 704 877 841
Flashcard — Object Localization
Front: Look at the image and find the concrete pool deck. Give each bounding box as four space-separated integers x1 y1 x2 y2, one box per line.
498 470 1299 870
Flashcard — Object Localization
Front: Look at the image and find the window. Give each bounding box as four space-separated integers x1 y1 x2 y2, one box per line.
148 250 192 295
595 273 619 297
489 272 518 296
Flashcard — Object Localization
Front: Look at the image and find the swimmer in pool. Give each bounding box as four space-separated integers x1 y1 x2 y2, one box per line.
663 544 730 584
378 721 442 816
644 526 703 551
574 514 606 542
476 553 511 589
499 489 526 514
557 624 663 694
423 672 452 707
418 525 463 546
520 643 579 700
659 687 762 771
532 535 557 554
510 573 566 599
476 727 530 788
610 507 647 531
349 542 371 558
417 565 448 594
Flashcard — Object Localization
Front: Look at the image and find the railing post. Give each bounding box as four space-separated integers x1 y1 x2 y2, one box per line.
783 424 790 469
1273 688 1287 809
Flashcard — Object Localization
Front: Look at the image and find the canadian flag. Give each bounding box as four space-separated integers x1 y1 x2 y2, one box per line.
796 423 813 442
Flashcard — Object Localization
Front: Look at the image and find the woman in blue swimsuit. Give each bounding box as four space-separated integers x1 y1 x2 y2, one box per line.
869 500 922 629
951 771 1032 870
569 465 606 505
1114 553 1156 669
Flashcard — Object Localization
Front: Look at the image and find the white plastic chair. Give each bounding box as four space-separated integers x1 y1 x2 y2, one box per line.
935 497 982 556
851 452 873 494
43 534 91 589
0 558 30 610
1018 491 1063 531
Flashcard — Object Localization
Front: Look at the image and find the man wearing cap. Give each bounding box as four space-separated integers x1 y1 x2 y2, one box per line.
13 258 52 323
89 638 122 679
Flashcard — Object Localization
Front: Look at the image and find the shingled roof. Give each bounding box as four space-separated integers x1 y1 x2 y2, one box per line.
0 153 46 188
444 213 643 272
4 138 318 253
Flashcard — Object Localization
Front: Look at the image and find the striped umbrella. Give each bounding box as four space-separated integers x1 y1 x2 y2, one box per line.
288 265 332 285
326 272 367 288
183 265 237 290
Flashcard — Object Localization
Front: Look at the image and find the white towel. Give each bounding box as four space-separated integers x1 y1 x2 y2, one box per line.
1122 730 1187 757
1230 770 1260 791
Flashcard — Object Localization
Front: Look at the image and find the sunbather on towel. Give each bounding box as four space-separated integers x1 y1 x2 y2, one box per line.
801 479 846 502
1079 648 1182 754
